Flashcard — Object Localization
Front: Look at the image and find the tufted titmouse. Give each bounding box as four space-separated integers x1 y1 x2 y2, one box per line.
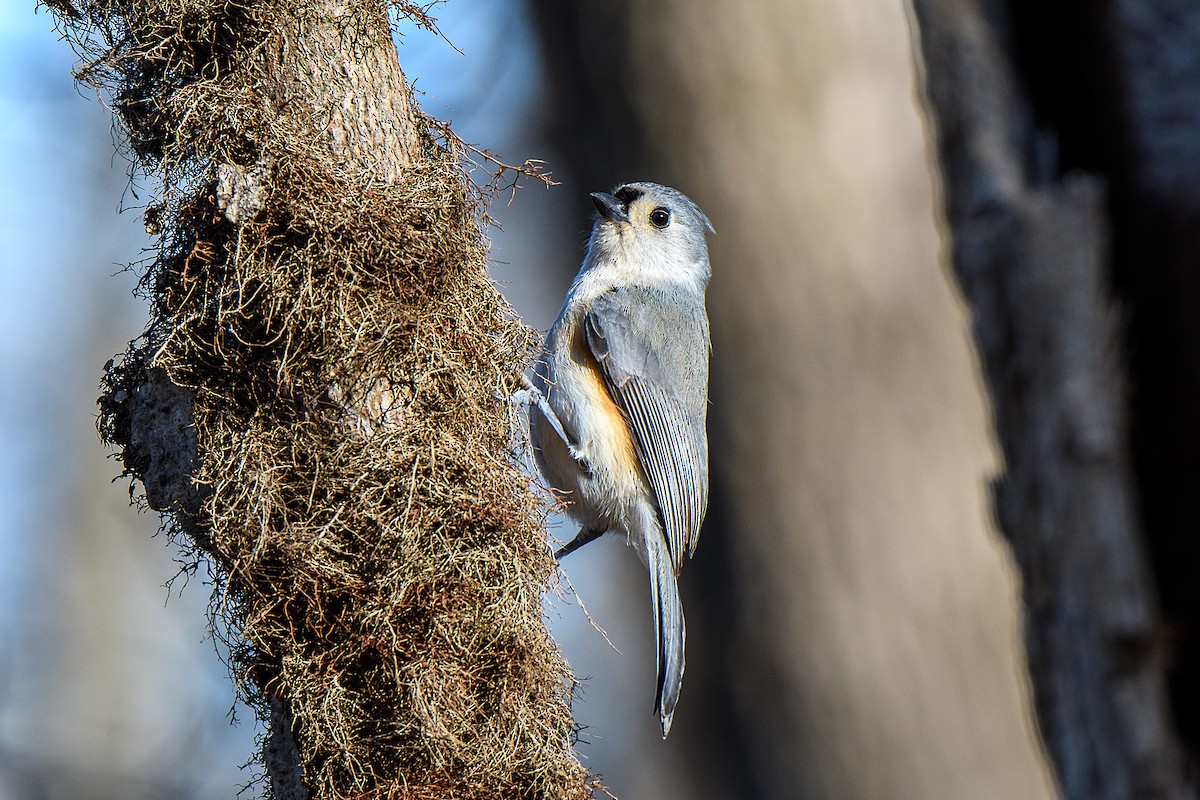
526 182 713 737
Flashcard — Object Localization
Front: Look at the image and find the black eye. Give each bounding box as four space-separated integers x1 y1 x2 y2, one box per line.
649 207 671 228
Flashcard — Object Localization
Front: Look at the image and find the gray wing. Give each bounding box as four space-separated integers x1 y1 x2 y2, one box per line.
584 287 710 571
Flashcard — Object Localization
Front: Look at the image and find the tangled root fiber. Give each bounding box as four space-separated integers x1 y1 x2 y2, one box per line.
53 0 595 796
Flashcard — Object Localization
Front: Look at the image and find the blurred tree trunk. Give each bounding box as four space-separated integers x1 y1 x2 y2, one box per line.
531 1 1059 798
910 1 1199 798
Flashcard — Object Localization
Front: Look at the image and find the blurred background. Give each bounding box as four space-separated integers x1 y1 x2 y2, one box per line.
0 1 1068 798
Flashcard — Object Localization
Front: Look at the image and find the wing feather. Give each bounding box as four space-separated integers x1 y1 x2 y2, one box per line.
584 288 709 571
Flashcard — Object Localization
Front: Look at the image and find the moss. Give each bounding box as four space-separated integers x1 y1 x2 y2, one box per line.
57 0 595 796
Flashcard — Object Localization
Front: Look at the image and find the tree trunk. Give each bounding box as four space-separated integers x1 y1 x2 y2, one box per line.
55 0 589 797
910 1 1198 798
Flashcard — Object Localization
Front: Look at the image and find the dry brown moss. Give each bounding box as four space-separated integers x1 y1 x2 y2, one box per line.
53 0 594 796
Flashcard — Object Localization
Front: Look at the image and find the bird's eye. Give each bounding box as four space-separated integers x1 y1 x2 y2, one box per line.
649 207 671 228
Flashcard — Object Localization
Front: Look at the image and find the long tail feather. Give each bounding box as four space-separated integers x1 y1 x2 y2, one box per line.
647 535 686 737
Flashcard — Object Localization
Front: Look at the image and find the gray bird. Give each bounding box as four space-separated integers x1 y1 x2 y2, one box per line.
526 182 713 737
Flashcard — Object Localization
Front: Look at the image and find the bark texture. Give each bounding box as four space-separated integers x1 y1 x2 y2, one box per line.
274 0 420 177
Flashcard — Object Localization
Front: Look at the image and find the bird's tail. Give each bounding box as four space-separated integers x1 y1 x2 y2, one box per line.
647 534 686 737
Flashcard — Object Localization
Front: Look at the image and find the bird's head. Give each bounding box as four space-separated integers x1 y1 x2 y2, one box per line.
585 182 714 292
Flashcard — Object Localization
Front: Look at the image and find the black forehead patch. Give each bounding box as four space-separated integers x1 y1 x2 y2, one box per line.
613 186 644 205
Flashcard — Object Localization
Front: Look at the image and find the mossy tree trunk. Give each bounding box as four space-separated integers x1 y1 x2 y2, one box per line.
53 1 591 798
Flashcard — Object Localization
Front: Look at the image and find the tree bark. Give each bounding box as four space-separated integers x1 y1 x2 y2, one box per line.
272 0 421 178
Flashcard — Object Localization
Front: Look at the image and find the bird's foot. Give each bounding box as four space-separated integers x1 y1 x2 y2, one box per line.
515 375 591 467
555 527 605 560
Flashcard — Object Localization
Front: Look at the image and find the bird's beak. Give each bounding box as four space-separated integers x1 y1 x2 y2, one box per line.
590 192 630 224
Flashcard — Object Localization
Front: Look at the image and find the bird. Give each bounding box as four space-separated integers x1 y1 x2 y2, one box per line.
526 181 712 737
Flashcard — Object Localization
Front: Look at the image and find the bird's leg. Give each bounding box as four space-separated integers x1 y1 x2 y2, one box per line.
555 527 605 560
515 374 589 466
